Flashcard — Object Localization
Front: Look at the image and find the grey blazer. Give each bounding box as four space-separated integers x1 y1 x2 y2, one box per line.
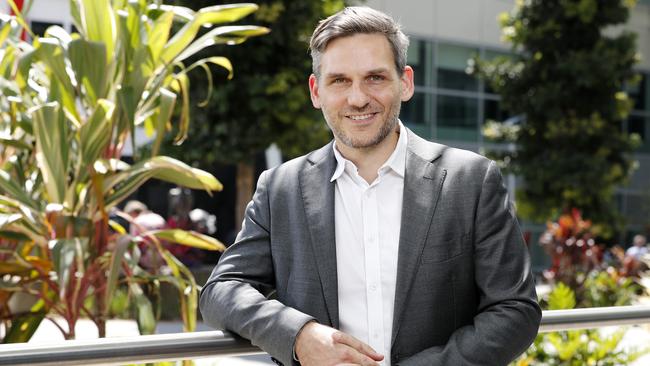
200 129 541 365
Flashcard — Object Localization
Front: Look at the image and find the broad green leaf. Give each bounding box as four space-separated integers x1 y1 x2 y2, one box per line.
104 156 222 208
160 4 259 64
146 4 195 23
148 11 174 65
0 230 31 242
115 88 136 158
79 99 115 166
178 57 232 108
0 19 13 49
0 45 17 80
0 136 31 150
0 170 39 211
160 250 196 332
69 0 83 36
69 38 108 105
15 48 35 90
78 0 116 64
149 229 225 251
129 282 156 335
171 73 189 144
44 25 73 46
2 311 45 343
174 25 270 63
106 235 131 305
183 56 233 79
35 38 75 91
193 4 260 25
30 103 68 204
49 71 80 127
0 213 22 229
51 239 78 299
150 87 175 156
35 38 79 122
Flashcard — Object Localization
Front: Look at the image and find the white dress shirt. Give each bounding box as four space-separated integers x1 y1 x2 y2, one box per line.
331 122 407 366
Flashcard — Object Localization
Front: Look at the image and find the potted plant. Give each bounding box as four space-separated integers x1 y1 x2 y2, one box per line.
0 0 268 342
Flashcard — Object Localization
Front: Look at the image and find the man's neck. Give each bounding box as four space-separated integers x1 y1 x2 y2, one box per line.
336 128 400 184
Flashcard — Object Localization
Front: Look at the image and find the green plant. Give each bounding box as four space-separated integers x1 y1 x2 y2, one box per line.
168 0 345 231
0 0 268 342
471 0 639 231
538 209 644 308
512 283 647 366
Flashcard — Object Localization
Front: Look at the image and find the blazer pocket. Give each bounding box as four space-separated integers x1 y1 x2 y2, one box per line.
421 232 471 263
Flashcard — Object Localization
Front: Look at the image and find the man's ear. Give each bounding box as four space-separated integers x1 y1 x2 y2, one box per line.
400 66 415 102
309 74 321 109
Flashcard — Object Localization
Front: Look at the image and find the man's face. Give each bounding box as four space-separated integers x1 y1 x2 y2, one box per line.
309 33 414 150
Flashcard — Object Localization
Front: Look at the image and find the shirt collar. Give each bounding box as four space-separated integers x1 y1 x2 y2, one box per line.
330 121 408 182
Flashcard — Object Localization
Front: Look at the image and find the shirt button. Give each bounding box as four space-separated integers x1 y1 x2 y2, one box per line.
370 284 377 291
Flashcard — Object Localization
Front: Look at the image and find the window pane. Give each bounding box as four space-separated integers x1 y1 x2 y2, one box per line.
437 43 478 91
436 95 478 142
401 91 428 125
407 39 433 87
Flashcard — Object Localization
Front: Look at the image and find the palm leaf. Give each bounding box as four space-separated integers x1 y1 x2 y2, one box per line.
149 229 225 251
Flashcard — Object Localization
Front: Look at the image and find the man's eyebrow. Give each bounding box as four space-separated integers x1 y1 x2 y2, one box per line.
367 68 390 74
324 72 346 79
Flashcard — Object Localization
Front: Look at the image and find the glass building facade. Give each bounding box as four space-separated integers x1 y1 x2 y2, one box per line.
401 37 650 271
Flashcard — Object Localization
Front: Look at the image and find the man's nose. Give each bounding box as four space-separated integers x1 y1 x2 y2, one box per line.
347 82 370 108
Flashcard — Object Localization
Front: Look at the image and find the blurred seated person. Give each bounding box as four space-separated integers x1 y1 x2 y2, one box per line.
124 200 166 269
623 234 648 276
125 200 166 236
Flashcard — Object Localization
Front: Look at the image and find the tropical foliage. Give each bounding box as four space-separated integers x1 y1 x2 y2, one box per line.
471 0 640 232
539 209 643 306
0 0 267 342
513 283 647 366
167 0 346 230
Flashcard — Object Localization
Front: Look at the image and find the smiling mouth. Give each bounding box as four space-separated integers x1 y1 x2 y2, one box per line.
346 113 377 121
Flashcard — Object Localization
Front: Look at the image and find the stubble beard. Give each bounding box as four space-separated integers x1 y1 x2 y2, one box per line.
324 98 402 150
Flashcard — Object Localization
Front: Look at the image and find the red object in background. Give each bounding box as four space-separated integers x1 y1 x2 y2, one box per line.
9 0 27 41
9 0 24 14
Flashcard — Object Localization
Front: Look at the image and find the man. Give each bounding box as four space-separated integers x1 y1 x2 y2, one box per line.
200 6 541 366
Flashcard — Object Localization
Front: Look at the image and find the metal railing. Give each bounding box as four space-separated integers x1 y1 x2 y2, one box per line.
1 305 650 366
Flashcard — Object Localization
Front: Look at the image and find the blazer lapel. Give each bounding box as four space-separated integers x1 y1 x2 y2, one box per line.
392 131 447 346
299 143 340 329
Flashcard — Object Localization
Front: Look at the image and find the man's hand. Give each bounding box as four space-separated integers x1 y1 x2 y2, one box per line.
294 322 384 365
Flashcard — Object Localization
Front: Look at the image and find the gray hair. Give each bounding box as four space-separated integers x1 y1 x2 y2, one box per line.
309 6 409 79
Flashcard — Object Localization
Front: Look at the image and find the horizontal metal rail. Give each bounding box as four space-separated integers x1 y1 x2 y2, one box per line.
539 304 650 333
1 305 649 366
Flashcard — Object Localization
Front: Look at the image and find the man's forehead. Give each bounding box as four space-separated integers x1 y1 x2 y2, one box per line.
319 33 396 74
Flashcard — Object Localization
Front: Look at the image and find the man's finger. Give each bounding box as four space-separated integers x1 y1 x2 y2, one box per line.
331 331 384 361
336 345 381 366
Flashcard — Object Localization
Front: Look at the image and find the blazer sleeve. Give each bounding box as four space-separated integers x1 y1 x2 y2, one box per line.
199 170 316 366
399 161 542 366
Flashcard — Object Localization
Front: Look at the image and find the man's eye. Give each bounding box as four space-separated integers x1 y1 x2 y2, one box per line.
368 75 385 82
332 78 347 84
